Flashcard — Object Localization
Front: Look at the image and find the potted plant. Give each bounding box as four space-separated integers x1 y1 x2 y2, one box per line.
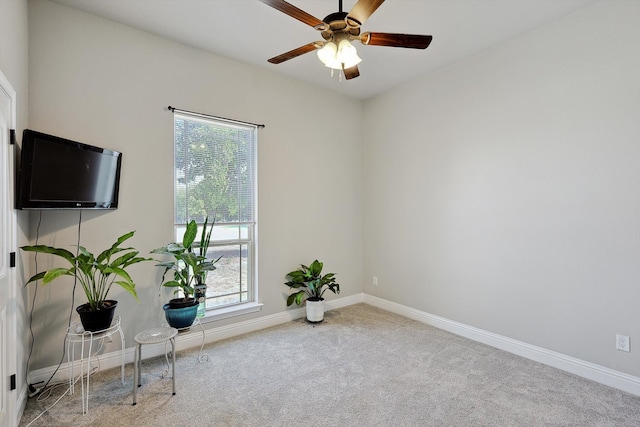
21 231 151 332
151 217 220 328
285 259 340 323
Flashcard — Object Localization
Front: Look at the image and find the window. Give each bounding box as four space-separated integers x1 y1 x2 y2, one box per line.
173 112 257 315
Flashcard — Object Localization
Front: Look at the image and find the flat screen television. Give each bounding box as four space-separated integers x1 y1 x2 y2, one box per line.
17 129 122 210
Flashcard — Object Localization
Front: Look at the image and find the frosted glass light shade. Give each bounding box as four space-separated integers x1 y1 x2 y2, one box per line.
317 42 341 69
317 40 361 70
337 39 362 68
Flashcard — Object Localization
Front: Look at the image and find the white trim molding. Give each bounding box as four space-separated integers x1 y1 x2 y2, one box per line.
363 294 640 397
29 292 640 397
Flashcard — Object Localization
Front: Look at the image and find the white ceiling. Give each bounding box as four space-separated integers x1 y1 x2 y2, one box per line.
51 0 599 100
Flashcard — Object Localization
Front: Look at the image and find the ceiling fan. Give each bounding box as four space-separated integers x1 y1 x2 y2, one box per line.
258 0 433 80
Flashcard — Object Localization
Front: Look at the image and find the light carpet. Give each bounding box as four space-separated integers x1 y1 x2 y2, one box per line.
19 303 640 426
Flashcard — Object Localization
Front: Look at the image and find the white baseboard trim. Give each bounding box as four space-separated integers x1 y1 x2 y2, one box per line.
28 293 366 386
363 294 640 397
30 292 638 397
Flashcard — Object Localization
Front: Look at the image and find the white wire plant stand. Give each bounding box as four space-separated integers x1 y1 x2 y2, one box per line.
65 316 125 415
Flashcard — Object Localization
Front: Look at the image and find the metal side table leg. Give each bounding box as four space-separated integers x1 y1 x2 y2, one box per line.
171 337 176 395
132 343 140 405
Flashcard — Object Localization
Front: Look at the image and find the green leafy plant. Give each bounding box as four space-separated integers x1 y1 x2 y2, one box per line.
151 217 220 302
285 260 340 306
21 231 151 311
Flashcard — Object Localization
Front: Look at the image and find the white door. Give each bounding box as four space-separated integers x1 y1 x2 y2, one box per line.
0 70 17 427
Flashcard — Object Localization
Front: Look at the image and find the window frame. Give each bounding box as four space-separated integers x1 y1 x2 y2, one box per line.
172 111 261 320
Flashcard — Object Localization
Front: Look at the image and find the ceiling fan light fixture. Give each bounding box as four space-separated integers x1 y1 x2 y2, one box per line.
337 39 362 68
317 41 342 70
317 39 361 70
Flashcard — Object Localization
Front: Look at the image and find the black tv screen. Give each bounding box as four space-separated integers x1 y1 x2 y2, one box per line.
17 130 122 209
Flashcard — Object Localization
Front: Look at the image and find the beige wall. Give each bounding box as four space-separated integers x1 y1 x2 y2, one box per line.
363 0 640 376
26 0 363 369
0 0 28 109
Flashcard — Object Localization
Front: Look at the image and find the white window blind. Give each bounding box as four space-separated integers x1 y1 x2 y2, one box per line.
174 113 256 225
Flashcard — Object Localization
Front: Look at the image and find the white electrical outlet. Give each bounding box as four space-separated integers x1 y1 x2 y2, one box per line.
616 334 630 352
373 276 378 286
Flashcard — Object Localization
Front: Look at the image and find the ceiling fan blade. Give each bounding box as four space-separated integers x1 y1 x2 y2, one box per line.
258 0 328 30
346 0 385 27
361 32 433 49
342 64 360 80
267 42 320 64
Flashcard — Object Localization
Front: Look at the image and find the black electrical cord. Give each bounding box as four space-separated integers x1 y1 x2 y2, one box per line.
25 210 42 393
27 210 82 395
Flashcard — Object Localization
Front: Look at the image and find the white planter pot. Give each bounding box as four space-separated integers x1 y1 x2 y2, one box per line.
305 299 325 323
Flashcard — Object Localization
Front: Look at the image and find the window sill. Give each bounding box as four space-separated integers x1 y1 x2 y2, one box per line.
199 302 263 323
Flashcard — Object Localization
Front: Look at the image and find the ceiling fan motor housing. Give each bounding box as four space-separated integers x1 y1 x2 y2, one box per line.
321 11 361 42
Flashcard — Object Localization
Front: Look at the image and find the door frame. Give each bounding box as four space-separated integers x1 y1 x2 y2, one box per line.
0 68 18 427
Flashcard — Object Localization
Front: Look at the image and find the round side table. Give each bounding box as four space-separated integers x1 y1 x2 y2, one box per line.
132 326 178 405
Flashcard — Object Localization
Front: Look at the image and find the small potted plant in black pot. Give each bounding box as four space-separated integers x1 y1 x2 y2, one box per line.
285 259 340 323
152 217 220 329
21 231 151 332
